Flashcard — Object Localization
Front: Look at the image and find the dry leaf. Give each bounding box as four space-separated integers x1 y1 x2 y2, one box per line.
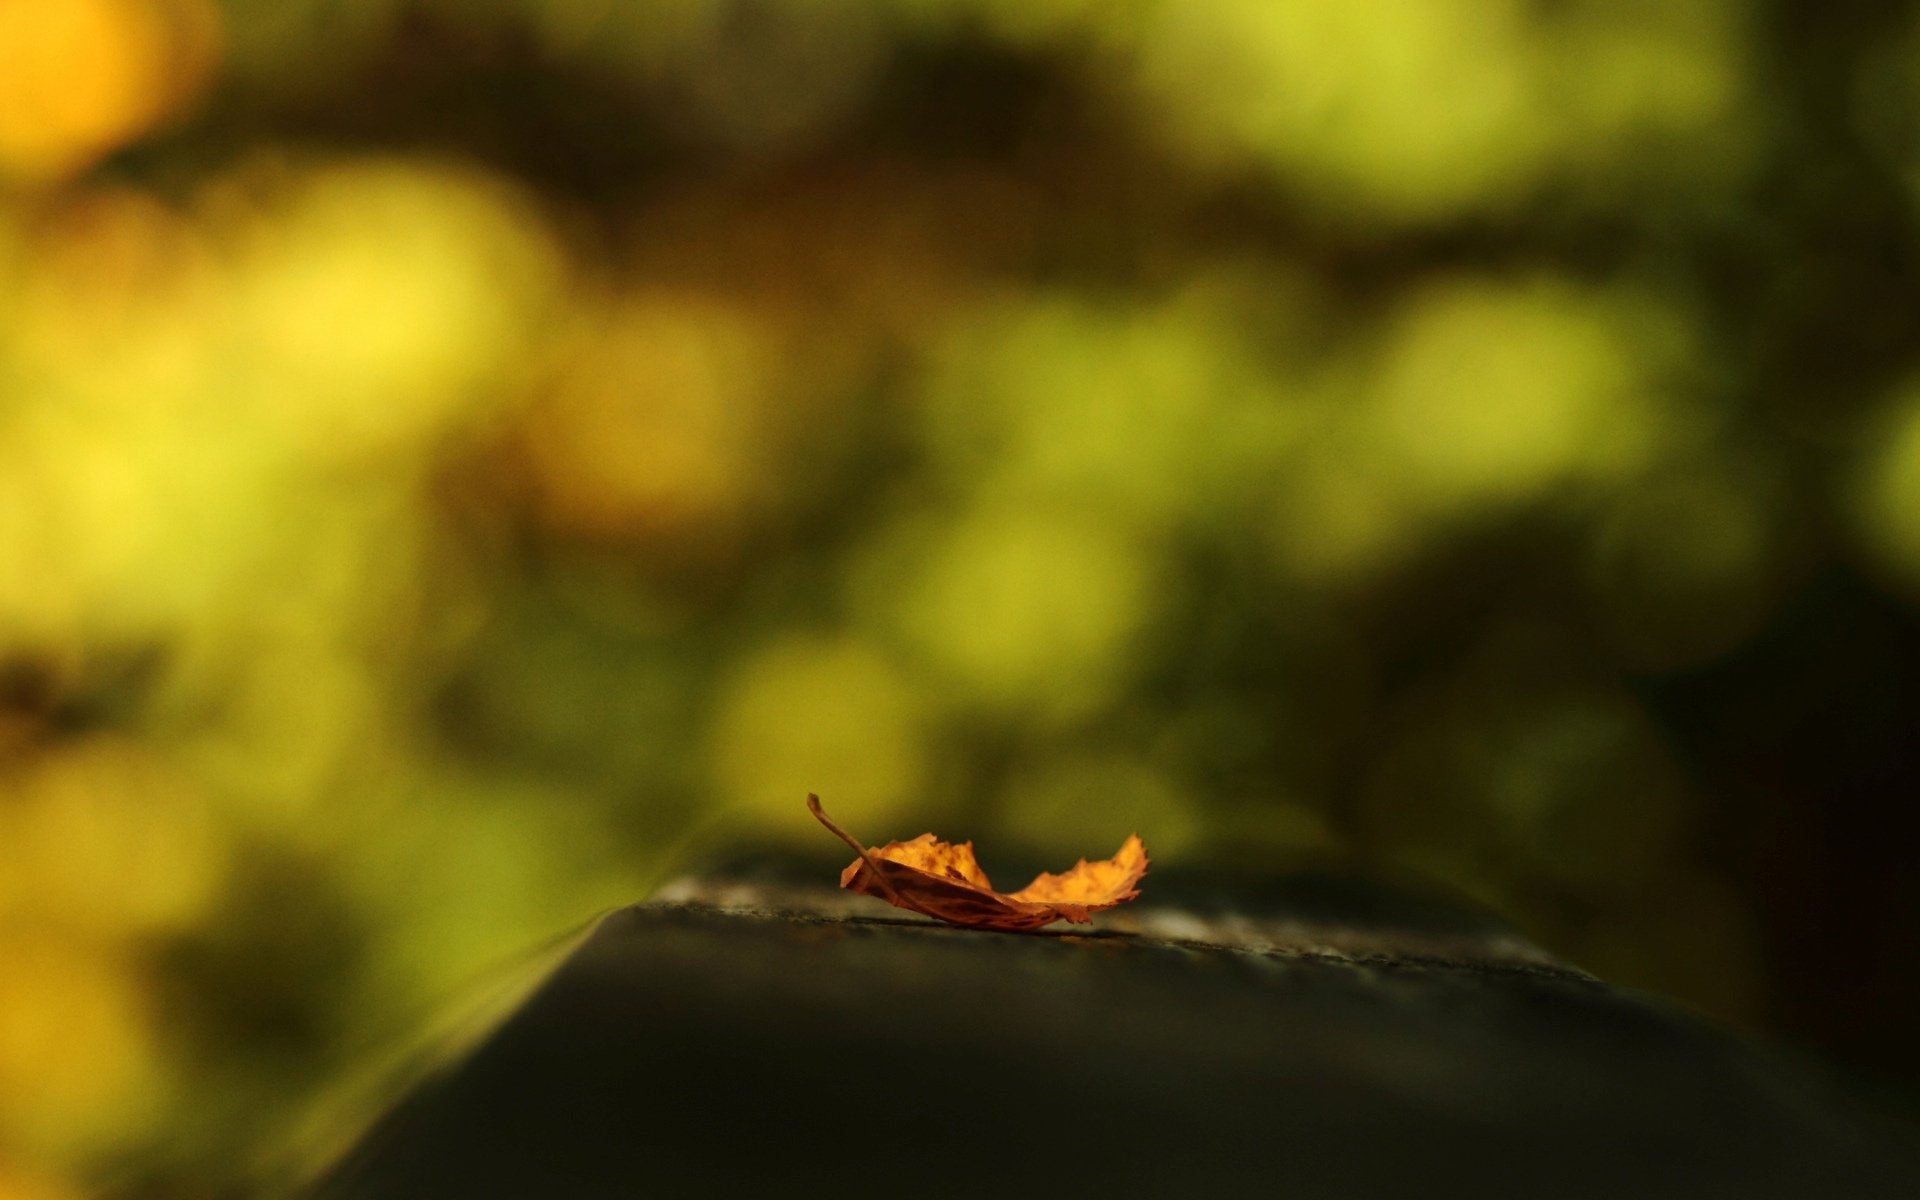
807 794 1148 932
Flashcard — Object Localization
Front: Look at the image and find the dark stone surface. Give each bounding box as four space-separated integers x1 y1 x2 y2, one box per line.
312 879 1919 1198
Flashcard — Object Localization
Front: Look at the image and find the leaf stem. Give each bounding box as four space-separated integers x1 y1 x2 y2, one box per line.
806 794 951 925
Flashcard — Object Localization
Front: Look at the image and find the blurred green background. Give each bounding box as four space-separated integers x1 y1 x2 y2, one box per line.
5 0 1920 1194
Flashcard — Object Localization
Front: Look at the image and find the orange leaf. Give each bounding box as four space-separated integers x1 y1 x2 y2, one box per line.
807 794 1149 932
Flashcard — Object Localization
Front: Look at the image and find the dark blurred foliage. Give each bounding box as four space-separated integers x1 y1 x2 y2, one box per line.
2 1 1920 1195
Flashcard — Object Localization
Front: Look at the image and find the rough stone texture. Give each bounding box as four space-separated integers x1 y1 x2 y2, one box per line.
312 876 1919 1198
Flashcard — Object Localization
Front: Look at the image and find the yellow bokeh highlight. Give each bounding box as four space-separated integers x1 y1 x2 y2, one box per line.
0 739 228 936
1267 279 1692 585
222 159 564 463
1549 2 1748 183
876 501 1159 721
1139 0 1543 221
6 188 220 408
918 293 1303 531
1853 382 1920 597
0 1164 84 1200
0 400 246 651
1128 0 1748 222
0 161 549 677
0 0 219 181
711 634 932 833
0 189 225 651
521 293 775 547
0 928 163 1163
1369 278 1659 511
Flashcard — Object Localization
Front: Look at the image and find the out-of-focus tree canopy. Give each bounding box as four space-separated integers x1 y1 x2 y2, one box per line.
4 1 1920 1195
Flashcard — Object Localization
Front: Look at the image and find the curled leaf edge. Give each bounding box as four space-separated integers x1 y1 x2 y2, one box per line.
806 793 1149 933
